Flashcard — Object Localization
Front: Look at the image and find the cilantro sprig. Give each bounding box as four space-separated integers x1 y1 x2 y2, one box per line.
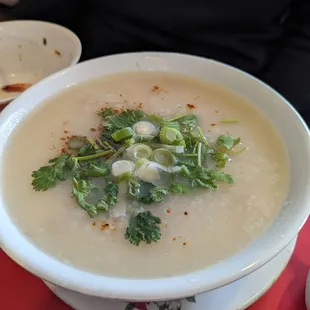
125 211 161 246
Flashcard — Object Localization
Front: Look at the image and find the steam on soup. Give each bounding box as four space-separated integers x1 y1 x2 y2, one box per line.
2 72 289 278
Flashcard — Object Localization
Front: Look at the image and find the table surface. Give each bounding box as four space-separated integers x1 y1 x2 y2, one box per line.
0 218 309 310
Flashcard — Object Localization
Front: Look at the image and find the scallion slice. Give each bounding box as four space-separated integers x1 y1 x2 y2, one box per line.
111 160 135 178
126 144 153 161
151 148 176 166
111 127 134 142
159 127 183 145
133 121 160 136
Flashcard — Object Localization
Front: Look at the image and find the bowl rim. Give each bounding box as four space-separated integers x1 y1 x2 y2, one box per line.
0 19 82 105
0 52 309 301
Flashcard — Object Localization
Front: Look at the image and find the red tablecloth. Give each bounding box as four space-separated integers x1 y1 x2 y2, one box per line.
0 218 309 310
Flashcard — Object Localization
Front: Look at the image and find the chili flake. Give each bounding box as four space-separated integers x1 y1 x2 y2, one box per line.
186 103 196 109
100 222 110 231
54 49 61 56
152 85 159 91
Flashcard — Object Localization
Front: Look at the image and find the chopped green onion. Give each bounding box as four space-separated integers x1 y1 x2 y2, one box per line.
111 160 135 178
133 121 159 136
151 148 176 166
159 127 183 145
220 118 238 123
126 144 153 161
72 150 114 161
193 141 199 153
112 127 134 142
86 137 100 151
197 142 202 167
96 138 107 149
197 127 209 146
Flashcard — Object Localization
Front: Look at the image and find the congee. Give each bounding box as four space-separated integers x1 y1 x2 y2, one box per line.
2 72 289 278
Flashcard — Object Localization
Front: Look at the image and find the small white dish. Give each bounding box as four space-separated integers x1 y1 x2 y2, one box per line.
45 237 297 310
0 20 81 105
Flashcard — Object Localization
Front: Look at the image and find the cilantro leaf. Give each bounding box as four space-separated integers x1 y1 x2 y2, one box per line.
101 109 145 138
125 211 161 246
72 177 98 218
211 170 234 184
184 167 233 189
187 167 218 189
96 182 119 211
170 183 189 193
99 108 114 118
31 154 74 191
137 186 168 204
128 181 168 204
216 135 240 150
177 114 198 132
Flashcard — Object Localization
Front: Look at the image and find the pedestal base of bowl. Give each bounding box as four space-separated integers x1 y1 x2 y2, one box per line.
44 237 296 310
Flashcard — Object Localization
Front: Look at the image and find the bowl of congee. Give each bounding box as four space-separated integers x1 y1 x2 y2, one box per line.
0 52 309 302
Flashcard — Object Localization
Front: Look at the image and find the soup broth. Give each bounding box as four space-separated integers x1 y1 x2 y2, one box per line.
2 72 289 278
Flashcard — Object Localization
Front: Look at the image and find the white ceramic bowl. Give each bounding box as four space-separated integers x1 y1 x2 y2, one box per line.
0 20 81 104
0 52 309 301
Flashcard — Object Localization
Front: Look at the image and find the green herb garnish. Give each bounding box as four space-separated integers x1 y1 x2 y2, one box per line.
216 135 240 150
96 182 119 212
101 109 145 138
170 183 189 193
32 108 242 246
32 154 74 191
220 118 238 123
125 211 161 246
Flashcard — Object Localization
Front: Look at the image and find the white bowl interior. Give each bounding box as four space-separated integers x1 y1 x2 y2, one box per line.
0 20 81 104
0 53 309 301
